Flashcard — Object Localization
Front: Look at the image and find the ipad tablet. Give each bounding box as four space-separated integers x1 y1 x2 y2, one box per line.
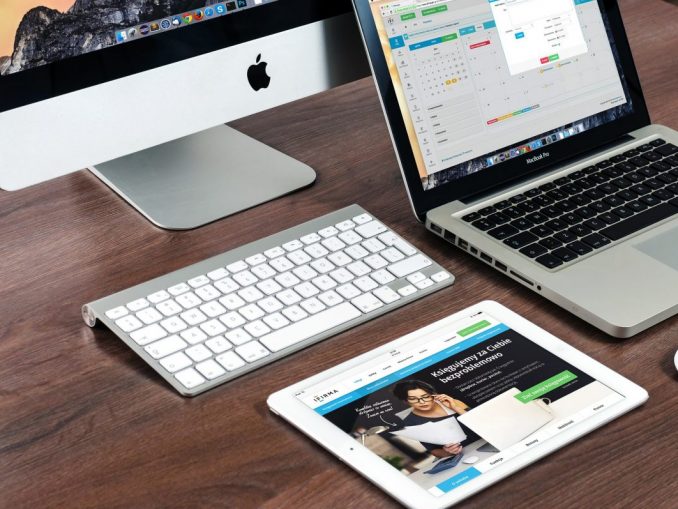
267 301 648 508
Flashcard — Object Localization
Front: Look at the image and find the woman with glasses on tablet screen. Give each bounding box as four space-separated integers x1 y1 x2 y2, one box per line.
393 380 470 458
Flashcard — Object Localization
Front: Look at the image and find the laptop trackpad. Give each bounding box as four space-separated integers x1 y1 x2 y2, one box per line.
635 225 678 271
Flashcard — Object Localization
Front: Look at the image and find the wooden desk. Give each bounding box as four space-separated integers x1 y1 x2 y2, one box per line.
1 0 677 506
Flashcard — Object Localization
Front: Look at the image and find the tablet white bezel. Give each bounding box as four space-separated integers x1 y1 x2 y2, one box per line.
267 301 648 509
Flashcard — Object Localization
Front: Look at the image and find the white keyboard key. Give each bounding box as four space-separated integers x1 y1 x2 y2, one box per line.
336 283 361 300
195 285 221 302
260 302 362 352
252 263 276 280
330 267 354 284
130 324 167 345
160 352 192 373
157 299 183 317
353 213 373 225
335 220 356 231
319 226 339 238
244 320 272 338
216 351 246 371
225 328 253 345
282 239 303 251
310 258 335 274
127 298 149 312
355 221 387 238
196 359 226 380
239 303 265 321
318 290 344 307
175 368 206 389
327 251 352 266
245 253 266 266
264 246 285 258
373 286 400 304
354 276 378 292
188 275 210 288
321 236 346 252
364 254 388 270
200 319 227 337
238 286 264 303
168 283 190 296
407 272 426 284
200 301 227 318
115 315 143 333
276 272 301 289
147 290 170 304
233 270 258 287
345 244 369 259
236 341 271 362
287 250 312 265
371 269 395 285
214 277 239 295
258 296 284 313
145 335 187 359
207 267 229 281
179 309 207 325
226 260 248 273
136 307 163 325
219 293 246 310
161 316 188 334
304 243 329 258
388 254 432 278
381 247 405 263
362 238 386 253
300 233 322 245
205 336 232 354
293 264 319 281
338 230 362 245
282 305 308 322
301 297 326 314
185 344 212 362
263 312 290 330
431 271 451 283
180 327 208 344
313 275 337 291
415 278 434 290
257 279 283 296
347 261 371 277
378 232 417 256
295 282 320 298
351 293 384 313
270 256 294 272
398 284 417 297
175 292 202 309
220 311 246 329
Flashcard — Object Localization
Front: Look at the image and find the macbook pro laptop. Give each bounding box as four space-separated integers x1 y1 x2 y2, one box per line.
353 0 678 337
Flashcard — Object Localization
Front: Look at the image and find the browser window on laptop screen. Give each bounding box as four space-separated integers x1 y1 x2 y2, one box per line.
368 0 634 191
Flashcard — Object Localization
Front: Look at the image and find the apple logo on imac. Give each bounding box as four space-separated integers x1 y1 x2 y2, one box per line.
247 54 271 91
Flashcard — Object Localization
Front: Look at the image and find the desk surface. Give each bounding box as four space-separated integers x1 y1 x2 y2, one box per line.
1 1 677 507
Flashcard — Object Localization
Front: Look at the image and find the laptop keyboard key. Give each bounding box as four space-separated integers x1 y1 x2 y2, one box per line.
504 232 539 249
640 195 661 207
554 230 577 244
472 218 495 231
583 218 606 231
589 201 611 213
510 218 534 230
519 243 548 258
569 224 592 237
462 212 481 222
487 212 510 225
488 224 519 240
525 212 548 224
627 200 648 213
650 139 666 147
600 202 678 241
530 225 554 238
539 237 563 250
535 254 563 269
653 189 674 201
503 206 522 219
655 143 678 156
552 248 578 263
599 213 620 225
545 219 568 231
567 241 593 256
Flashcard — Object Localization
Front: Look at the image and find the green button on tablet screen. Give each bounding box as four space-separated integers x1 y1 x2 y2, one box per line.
515 370 578 403
457 320 491 337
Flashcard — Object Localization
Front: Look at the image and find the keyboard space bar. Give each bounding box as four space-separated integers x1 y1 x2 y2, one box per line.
260 302 362 352
600 202 678 241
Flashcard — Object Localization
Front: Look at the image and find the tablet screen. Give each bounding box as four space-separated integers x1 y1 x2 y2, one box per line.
295 310 625 496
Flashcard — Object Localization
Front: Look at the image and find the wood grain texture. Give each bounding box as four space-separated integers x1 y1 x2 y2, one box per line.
1 1 677 507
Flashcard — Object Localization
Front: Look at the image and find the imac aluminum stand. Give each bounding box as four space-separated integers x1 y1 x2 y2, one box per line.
89 124 316 230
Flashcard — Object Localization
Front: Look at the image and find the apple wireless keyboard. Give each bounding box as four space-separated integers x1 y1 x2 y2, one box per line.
83 205 454 396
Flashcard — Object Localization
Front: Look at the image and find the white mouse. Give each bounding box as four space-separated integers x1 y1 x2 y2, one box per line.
674 350 678 371
462 456 479 464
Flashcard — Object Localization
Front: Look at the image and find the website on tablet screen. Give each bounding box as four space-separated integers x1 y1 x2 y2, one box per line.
296 312 624 496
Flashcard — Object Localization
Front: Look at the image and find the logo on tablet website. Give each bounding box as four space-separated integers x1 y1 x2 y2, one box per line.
313 389 339 403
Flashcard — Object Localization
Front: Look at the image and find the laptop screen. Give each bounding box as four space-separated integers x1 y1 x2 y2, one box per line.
368 0 635 191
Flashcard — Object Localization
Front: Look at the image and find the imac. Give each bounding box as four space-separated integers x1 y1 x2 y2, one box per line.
0 0 370 229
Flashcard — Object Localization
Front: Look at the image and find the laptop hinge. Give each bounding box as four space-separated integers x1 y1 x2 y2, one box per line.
459 134 634 205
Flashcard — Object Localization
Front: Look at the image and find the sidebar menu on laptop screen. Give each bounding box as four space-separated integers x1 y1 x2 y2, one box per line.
368 0 633 190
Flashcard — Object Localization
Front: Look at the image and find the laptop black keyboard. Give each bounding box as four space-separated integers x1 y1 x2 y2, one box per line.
462 139 678 269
